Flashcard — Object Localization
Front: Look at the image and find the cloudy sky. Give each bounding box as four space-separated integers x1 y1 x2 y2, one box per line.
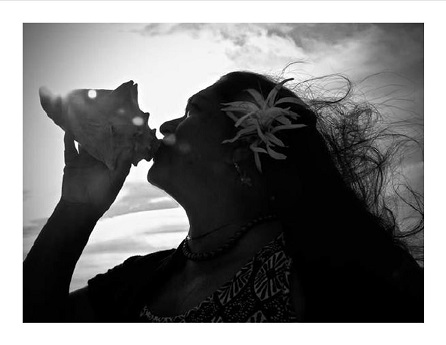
23 23 423 289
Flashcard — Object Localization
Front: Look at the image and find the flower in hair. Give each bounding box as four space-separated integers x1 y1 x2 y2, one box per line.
221 78 307 172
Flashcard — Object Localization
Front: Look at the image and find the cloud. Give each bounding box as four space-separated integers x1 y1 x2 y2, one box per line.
23 181 181 259
137 23 264 44
137 23 203 37
135 23 306 70
23 217 49 259
137 23 375 51
23 217 48 237
70 208 188 290
266 24 374 51
361 24 423 83
103 181 179 219
135 24 423 82
401 161 424 193
274 24 423 86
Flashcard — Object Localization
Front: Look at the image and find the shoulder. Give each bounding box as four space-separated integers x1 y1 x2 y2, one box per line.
87 248 177 321
91 248 175 280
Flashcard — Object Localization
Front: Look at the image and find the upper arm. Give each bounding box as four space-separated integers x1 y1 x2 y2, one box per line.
69 250 176 322
67 286 98 322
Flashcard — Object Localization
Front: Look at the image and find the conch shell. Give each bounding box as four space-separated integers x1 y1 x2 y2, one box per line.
39 81 160 170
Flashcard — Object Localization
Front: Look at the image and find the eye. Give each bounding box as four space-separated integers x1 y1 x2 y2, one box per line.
186 110 191 118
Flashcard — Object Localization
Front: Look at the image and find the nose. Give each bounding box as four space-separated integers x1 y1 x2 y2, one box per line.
159 116 185 136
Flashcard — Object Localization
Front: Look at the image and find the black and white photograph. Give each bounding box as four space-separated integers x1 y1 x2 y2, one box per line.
22 22 425 323
0 0 444 341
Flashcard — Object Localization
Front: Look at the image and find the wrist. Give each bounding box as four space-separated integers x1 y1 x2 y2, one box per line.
56 198 103 226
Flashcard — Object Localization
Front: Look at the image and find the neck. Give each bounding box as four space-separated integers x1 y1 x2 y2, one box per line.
180 186 272 252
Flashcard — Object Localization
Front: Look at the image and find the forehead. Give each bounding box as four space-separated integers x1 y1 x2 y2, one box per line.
186 83 236 134
187 81 223 110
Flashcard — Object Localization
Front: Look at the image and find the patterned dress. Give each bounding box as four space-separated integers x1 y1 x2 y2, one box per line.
139 234 298 322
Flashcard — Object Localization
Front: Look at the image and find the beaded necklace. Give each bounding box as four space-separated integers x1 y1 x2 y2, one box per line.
181 214 277 261
186 221 236 241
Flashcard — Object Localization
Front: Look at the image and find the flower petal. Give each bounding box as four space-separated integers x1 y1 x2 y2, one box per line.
271 123 307 133
224 111 239 123
221 101 260 113
262 107 296 125
235 112 257 127
274 116 292 126
221 126 257 143
265 78 294 107
281 109 301 119
254 151 262 172
274 97 307 108
265 132 285 147
255 122 267 142
245 89 266 108
267 145 287 160
250 143 268 154
263 107 288 118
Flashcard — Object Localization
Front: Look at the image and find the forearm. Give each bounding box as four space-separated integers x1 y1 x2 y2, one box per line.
23 199 101 322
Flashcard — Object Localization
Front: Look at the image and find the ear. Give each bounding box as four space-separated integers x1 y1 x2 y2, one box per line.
227 145 252 165
39 86 62 119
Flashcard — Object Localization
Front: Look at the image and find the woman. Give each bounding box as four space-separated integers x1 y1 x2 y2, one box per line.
23 71 423 322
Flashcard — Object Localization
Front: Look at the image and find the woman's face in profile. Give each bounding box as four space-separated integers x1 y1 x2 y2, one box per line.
147 82 235 197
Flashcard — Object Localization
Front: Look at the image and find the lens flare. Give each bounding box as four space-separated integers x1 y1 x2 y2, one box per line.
132 116 144 126
162 134 176 146
88 90 97 99
178 142 191 154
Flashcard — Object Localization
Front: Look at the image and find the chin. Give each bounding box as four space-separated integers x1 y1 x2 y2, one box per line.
148 162 184 205
147 162 161 185
147 161 170 191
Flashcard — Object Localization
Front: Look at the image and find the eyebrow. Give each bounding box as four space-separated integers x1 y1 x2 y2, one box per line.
185 95 205 113
184 101 195 115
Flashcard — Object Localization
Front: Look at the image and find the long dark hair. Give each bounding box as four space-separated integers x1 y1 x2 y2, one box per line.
216 71 423 321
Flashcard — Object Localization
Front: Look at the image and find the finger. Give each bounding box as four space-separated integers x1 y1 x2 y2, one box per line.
77 142 85 154
64 132 78 164
77 143 103 166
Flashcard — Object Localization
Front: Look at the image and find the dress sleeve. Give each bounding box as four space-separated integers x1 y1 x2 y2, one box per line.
87 249 176 322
